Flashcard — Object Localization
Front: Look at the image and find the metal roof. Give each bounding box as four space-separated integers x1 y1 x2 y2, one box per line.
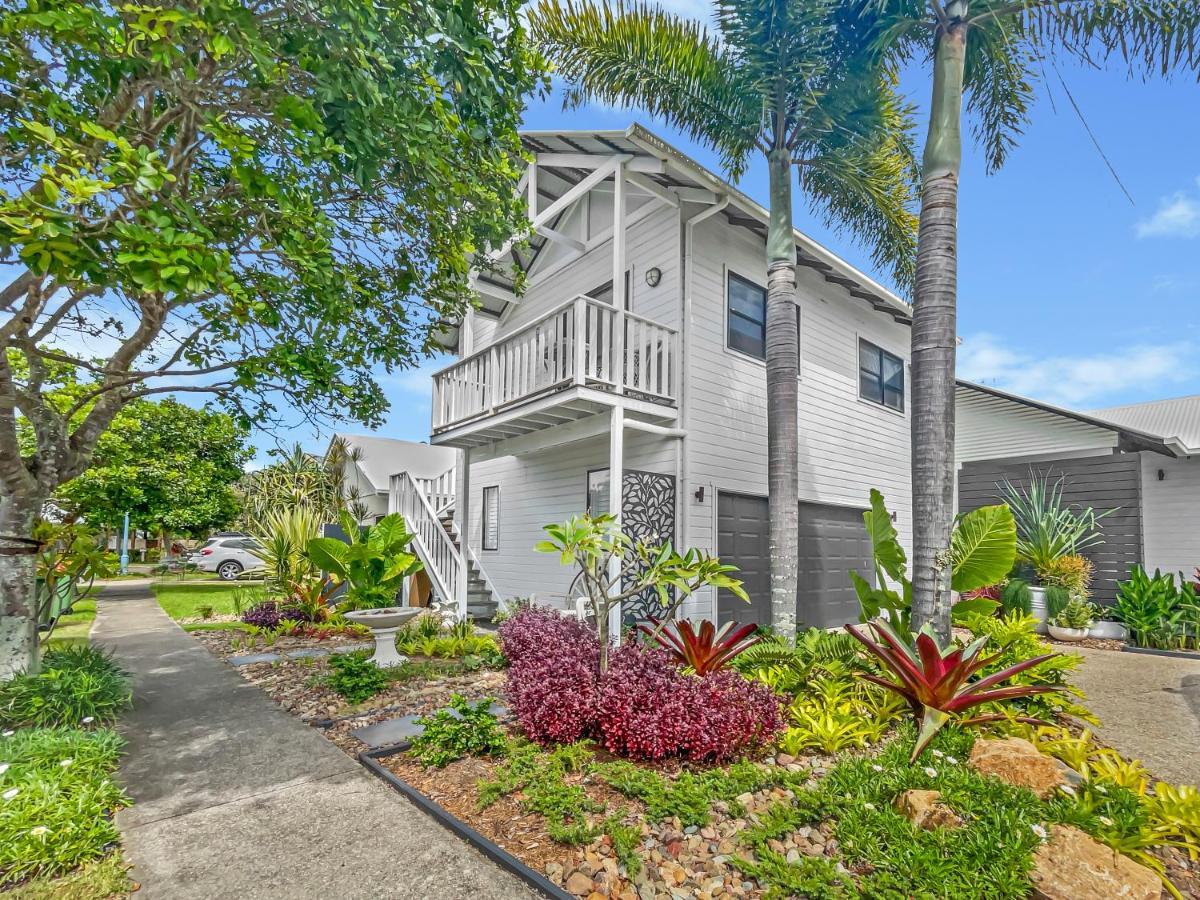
956 380 1177 456
1093 395 1200 455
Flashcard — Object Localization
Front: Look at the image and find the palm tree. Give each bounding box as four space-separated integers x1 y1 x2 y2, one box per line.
865 0 1200 639
530 0 918 635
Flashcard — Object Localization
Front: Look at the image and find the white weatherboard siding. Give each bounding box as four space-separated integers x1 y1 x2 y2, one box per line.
464 430 677 602
1140 454 1200 578
955 388 1118 465
679 213 913 621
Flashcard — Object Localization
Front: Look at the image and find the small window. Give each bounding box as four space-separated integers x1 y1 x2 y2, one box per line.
482 486 500 550
586 469 611 515
859 339 904 411
726 272 766 359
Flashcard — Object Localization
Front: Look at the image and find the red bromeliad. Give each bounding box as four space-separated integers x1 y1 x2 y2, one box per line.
638 618 761 675
844 619 1060 761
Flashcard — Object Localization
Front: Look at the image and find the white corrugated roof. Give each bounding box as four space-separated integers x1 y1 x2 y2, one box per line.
1093 396 1200 455
328 434 456 492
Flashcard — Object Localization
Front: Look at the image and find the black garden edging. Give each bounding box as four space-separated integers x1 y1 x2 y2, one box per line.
358 743 573 900
1121 644 1200 661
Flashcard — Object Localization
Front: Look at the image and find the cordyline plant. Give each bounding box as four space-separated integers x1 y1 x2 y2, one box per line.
536 514 748 671
845 619 1059 761
638 618 761 675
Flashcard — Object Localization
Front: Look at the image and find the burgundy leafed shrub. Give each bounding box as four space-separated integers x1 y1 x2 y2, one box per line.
241 601 316 630
594 644 784 762
499 607 599 745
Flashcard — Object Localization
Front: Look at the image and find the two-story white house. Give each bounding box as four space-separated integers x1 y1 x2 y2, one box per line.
388 124 914 630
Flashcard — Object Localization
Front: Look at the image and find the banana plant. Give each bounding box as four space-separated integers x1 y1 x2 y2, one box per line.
305 512 423 610
849 489 1014 636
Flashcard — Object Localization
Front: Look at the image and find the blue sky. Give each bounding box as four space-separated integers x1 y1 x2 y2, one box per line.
278 46 1200 462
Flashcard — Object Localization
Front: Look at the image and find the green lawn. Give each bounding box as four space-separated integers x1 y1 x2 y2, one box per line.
42 596 97 651
152 581 265 620
7 852 132 899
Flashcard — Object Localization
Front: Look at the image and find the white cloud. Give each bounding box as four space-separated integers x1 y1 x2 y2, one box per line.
1136 179 1200 239
958 332 1197 408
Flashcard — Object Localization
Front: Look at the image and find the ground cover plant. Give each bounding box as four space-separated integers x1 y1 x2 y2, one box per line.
410 694 508 768
0 647 131 729
395 614 503 664
0 727 130 886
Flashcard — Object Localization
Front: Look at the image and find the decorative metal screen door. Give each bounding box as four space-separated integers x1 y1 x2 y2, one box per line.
620 469 677 625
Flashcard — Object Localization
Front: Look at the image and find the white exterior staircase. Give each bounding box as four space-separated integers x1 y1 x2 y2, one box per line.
390 465 499 622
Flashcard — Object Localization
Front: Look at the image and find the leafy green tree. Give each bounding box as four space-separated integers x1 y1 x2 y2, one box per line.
530 0 917 636
54 399 251 544
862 0 1200 638
0 0 545 676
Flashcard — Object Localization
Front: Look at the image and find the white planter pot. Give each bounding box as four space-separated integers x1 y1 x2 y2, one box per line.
1047 624 1089 642
1029 587 1049 634
1088 620 1128 641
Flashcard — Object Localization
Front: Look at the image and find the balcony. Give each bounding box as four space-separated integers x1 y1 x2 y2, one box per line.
431 296 678 448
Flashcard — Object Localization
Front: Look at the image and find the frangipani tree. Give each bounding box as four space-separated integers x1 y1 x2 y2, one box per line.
536 514 749 671
530 0 918 637
862 0 1200 638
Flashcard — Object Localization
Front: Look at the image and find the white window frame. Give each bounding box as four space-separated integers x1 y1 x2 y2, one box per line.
481 485 500 551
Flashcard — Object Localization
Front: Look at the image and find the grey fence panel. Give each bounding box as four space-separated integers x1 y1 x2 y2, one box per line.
958 453 1144 605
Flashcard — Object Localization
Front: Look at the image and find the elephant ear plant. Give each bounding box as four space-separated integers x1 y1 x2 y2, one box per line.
850 489 1014 636
845 619 1061 761
306 512 423 610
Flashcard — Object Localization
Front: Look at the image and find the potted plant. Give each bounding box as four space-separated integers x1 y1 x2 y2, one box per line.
999 474 1109 634
1047 597 1096 642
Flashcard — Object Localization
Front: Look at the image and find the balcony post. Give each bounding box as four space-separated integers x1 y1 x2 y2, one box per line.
612 161 626 393
606 404 624 644
573 295 587 385
487 345 499 413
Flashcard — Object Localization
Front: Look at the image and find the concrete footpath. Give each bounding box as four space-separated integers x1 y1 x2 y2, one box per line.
1069 644 1200 786
93 586 534 900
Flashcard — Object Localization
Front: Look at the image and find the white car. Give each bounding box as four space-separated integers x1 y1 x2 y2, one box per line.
189 536 265 580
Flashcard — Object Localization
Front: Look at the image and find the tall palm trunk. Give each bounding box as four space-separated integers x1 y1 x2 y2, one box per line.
910 19 967 641
765 147 800 637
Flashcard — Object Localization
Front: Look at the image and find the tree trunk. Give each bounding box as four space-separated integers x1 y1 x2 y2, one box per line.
765 148 800 637
910 20 967 641
0 491 44 679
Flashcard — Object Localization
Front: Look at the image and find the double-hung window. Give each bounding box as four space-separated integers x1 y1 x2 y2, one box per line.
858 339 904 411
726 272 767 359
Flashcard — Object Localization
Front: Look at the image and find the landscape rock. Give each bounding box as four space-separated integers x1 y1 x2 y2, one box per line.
1030 825 1162 900
565 870 594 895
968 737 1067 799
893 789 964 830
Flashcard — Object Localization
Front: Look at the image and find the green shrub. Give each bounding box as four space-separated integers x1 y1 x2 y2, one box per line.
1044 584 1072 620
0 728 130 885
1000 578 1033 616
410 694 508 767
0 648 131 728
325 652 389 703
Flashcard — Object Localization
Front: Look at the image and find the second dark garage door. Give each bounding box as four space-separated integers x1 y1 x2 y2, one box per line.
717 493 871 629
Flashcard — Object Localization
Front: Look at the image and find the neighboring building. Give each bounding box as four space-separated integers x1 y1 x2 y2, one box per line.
387 124 915 627
955 382 1199 602
328 434 456 522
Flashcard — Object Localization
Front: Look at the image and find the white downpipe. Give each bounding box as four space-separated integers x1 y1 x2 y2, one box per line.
682 195 729 620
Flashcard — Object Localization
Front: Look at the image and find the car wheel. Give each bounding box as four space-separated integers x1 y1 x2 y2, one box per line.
217 561 243 581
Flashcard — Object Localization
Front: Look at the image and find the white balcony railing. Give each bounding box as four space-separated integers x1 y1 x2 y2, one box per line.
432 296 677 432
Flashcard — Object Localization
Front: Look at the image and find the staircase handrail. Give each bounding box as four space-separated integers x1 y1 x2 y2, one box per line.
391 471 465 617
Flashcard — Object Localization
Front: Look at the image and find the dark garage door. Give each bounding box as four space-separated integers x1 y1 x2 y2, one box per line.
718 494 871 629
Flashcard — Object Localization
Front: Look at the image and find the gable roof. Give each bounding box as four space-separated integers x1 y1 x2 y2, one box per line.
1093 395 1200 455
956 380 1176 456
328 434 456 492
452 123 911 349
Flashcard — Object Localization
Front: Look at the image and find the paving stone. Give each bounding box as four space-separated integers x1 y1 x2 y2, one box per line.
351 714 425 748
228 652 281 666
286 648 329 659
